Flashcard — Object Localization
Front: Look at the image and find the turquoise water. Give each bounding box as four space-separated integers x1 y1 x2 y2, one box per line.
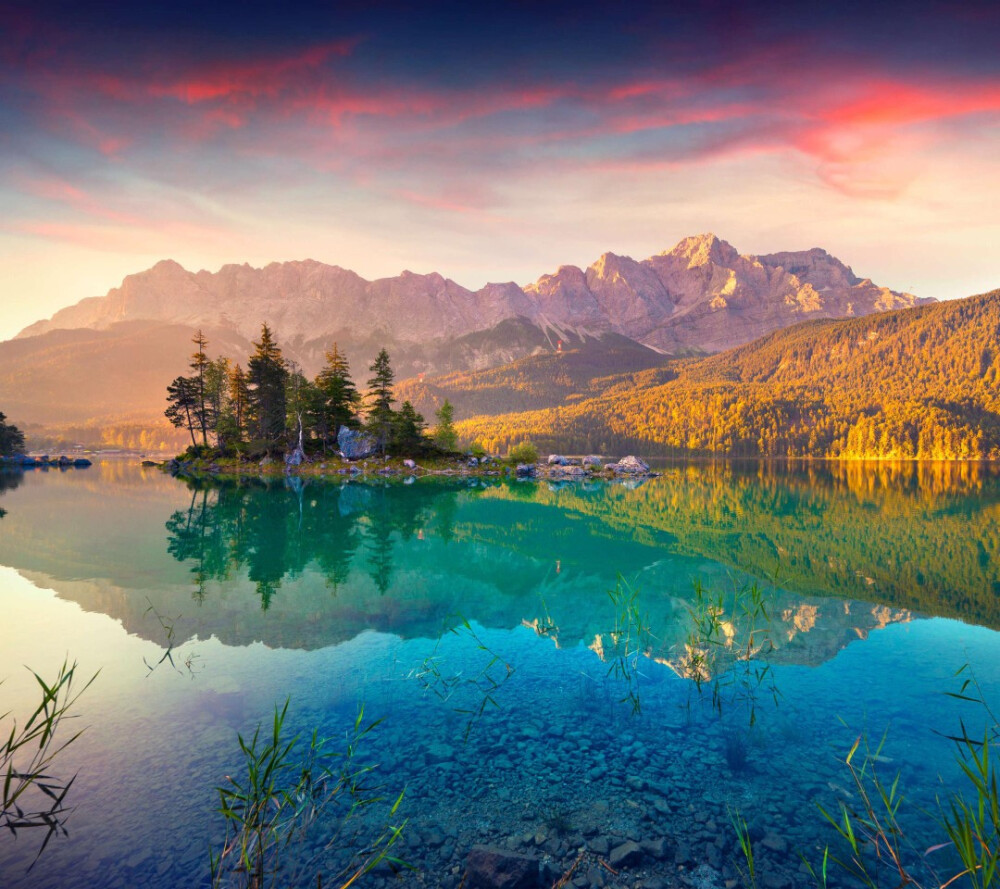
0 461 998 888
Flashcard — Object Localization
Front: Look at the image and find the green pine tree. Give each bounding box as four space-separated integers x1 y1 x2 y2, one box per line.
227 363 250 443
0 412 25 457
366 348 396 453
165 376 199 447
393 401 427 454
315 343 360 449
247 323 288 447
189 330 211 447
203 356 231 449
433 399 458 451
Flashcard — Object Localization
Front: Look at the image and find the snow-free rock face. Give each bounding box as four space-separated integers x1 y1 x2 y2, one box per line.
17 261 526 345
15 234 931 356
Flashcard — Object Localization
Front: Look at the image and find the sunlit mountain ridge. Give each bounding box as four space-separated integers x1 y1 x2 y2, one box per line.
2 234 929 448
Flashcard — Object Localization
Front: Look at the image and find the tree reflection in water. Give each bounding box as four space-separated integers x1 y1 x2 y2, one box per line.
0 469 24 518
165 476 468 609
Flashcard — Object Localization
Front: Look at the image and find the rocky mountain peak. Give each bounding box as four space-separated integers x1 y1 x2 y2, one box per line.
666 233 739 268
13 234 929 359
758 247 864 290
589 252 637 280
149 258 186 273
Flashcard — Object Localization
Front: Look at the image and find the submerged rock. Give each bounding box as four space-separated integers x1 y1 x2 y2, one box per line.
609 840 643 869
464 845 539 889
337 426 378 460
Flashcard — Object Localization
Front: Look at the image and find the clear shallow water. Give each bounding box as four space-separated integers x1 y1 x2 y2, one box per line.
0 461 999 888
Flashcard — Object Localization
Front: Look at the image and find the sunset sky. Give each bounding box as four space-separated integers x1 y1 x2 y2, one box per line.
1 0 998 342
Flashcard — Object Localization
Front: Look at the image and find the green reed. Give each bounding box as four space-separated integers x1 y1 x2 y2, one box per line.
412 614 515 742
142 598 200 678
732 662 1000 889
210 699 406 889
730 807 758 889
685 578 779 727
812 665 1000 889
605 576 651 715
1 658 97 866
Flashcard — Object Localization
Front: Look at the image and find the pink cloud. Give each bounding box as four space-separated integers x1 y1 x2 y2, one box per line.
6 218 228 253
820 79 1000 128
17 174 142 225
146 39 357 104
6 31 1000 207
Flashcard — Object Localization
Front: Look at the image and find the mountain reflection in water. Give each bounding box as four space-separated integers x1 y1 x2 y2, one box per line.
156 461 1000 665
2 460 1000 889
0 461 997 666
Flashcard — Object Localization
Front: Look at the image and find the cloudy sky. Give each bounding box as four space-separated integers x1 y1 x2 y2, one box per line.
1 0 998 341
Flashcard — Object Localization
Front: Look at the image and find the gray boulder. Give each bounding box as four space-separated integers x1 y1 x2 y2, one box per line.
515 463 536 477
403 458 416 469
337 426 377 460
615 455 650 473
547 454 570 465
582 455 603 469
464 845 539 889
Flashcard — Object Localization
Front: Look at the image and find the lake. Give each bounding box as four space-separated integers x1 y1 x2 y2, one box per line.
1 460 999 889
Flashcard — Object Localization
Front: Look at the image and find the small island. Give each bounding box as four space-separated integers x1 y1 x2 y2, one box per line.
158 326 655 482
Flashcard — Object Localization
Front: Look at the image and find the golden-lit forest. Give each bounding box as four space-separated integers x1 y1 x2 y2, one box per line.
455 289 1000 460
395 333 667 418
23 419 188 453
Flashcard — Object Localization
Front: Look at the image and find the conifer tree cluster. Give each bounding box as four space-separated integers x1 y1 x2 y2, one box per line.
0 412 25 457
165 326 459 458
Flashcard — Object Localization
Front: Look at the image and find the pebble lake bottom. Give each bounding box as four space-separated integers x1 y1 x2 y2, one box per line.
0 460 998 888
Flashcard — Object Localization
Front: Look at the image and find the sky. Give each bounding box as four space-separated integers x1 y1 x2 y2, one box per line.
1 0 998 342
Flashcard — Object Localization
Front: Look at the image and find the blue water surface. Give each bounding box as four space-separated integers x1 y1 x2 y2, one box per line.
0 460 998 889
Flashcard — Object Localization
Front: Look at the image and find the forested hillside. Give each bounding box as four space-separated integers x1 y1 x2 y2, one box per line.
396 333 669 418
455 289 1000 460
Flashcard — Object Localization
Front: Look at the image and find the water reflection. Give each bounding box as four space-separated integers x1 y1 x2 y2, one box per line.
1 462 998 665
0 469 24 518
166 476 459 607
2 462 1000 889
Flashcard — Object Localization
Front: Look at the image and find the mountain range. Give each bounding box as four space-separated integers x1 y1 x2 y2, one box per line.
2 233 932 447
18 233 926 355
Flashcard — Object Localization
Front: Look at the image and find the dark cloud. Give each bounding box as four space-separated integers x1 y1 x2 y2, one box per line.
6 0 997 87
